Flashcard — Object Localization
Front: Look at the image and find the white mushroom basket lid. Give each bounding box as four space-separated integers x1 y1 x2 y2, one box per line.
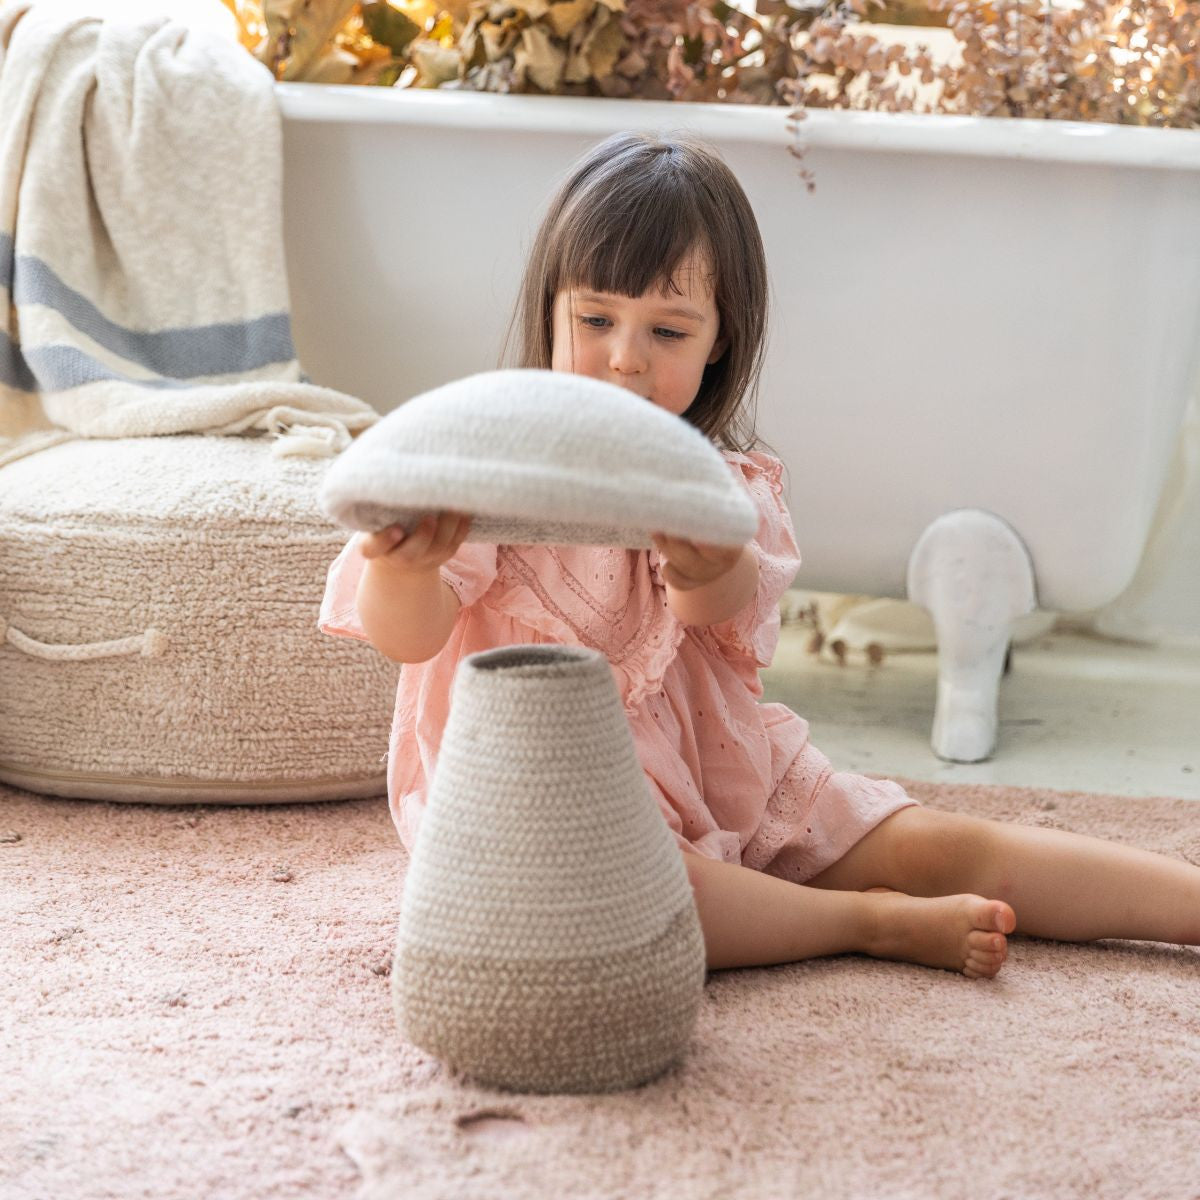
318 368 758 549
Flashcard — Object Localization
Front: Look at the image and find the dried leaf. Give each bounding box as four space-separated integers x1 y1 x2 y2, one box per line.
614 45 645 76
545 0 595 38
410 37 462 83
480 15 522 60
514 22 566 89
581 5 624 80
510 0 552 18
262 0 358 79
218 0 267 52
305 45 360 81
595 71 634 94
394 0 441 26
360 0 421 55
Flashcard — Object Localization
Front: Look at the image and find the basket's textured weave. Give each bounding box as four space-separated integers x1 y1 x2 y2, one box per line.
393 644 706 1094
319 368 758 548
0 435 398 802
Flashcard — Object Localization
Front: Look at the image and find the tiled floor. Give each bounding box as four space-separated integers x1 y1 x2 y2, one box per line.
761 619 1200 801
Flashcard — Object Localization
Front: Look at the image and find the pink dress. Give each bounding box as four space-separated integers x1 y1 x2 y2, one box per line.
318 449 918 884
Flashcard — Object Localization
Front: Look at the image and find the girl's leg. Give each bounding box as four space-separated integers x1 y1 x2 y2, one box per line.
943 814 1200 945
683 852 1013 978
806 805 1200 947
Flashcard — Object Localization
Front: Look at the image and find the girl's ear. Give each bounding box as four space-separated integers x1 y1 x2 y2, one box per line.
706 335 729 365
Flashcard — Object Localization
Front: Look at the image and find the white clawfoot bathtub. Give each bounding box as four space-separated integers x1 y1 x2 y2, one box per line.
277 86 1200 761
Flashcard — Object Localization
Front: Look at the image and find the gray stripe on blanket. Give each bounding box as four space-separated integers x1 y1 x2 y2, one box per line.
0 234 298 380
0 336 315 392
0 330 37 392
17 343 274 391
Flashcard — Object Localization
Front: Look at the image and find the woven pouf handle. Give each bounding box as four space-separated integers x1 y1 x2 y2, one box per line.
392 643 706 1094
0 617 168 661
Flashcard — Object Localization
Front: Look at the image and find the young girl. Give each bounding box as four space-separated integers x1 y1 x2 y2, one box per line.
319 131 1200 980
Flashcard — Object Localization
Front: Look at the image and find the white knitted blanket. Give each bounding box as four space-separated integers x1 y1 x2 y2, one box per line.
0 0 378 468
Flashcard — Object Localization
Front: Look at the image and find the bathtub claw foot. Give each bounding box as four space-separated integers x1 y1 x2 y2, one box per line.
906 510 1036 763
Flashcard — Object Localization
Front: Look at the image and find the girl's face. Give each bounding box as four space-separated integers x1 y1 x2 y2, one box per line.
550 250 727 417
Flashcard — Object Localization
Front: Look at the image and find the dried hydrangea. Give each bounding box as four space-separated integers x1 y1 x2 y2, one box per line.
775 0 1200 127
228 0 1200 135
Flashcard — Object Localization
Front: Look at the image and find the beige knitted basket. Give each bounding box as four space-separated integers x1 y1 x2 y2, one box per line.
392 643 707 1094
0 434 398 803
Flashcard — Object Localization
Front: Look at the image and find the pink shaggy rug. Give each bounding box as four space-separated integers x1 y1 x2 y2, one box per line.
3 777 1199 1200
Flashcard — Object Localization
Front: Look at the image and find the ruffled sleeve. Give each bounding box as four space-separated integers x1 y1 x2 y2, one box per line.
703 450 801 670
317 534 499 643
318 535 372 643
437 542 500 609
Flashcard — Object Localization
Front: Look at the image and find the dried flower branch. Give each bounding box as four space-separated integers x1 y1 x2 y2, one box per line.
222 0 1200 133
776 1 1200 128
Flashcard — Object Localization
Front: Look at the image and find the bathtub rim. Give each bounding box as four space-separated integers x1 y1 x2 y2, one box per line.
275 83 1200 172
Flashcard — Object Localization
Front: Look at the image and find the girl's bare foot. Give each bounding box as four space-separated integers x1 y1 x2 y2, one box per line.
862 887 1016 980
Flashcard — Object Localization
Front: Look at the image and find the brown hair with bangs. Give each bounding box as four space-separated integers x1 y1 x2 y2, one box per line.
501 131 769 453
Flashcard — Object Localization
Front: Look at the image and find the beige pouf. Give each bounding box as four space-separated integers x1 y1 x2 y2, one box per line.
0 434 397 803
392 644 706 1094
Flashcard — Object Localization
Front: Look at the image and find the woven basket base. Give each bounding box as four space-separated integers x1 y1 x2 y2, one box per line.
394 904 706 1094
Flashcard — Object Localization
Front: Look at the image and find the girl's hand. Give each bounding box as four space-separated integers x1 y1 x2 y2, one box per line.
359 512 472 574
651 533 745 592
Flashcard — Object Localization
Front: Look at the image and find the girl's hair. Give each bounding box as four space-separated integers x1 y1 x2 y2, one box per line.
503 131 769 453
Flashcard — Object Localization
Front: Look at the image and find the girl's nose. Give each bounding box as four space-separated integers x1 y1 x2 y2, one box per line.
608 333 647 376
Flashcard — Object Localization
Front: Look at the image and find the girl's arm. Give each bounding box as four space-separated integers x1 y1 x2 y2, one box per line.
656 540 759 628
355 513 470 663
356 560 462 663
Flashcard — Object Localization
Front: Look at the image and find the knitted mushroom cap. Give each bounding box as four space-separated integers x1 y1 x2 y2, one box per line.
318 368 758 548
